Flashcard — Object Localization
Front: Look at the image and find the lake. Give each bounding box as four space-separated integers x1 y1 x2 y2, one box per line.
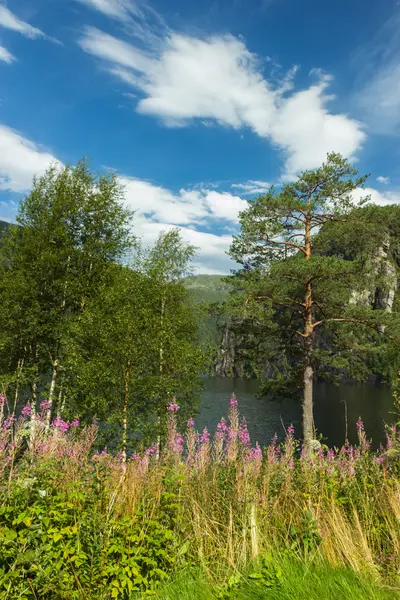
196 378 396 448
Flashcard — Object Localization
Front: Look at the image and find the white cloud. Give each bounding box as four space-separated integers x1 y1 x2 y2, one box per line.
0 5 45 39
78 27 365 176
0 124 60 192
138 220 234 274
351 187 400 206
232 180 270 195
75 0 140 21
0 121 238 273
119 176 246 273
79 27 153 72
120 175 246 225
0 43 14 63
377 176 390 184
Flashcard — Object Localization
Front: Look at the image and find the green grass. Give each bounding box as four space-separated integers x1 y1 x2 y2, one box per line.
152 558 400 600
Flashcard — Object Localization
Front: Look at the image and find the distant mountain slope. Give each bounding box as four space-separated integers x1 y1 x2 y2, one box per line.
184 274 231 304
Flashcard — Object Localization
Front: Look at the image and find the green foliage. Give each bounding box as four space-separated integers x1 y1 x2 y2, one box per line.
0 159 134 419
0 464 183 599
0 164 205 454
69 229 206 450
249 554 283 589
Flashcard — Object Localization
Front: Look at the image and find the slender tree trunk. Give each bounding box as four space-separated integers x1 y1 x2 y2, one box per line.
302 209 314 448
122 362 131 463
29 379 37 449
12 356 25 416
56 376 65 418
46 358 59 428
156 294 166 460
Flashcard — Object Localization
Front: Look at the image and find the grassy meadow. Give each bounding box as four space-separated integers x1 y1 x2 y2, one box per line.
1 394 400 599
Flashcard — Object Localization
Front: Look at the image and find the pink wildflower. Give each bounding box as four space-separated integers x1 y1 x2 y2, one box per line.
287 424 295 435
0 395 5 406
70 419 80 428
229 393 238 407
52 417 69 433
249 443 262 460
167 401 179 413
200 427 210 443
356 418 364 431
40 400 51 411
187 418 195 427
21 405 32 417
145 444 158 456
238 417 251 447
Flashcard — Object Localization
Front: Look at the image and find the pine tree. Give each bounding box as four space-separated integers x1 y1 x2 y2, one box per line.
228 153 400 447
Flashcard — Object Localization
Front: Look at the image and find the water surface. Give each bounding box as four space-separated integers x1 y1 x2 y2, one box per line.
197 378 395 448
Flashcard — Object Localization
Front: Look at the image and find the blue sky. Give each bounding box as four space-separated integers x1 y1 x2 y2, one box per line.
1 0 400 273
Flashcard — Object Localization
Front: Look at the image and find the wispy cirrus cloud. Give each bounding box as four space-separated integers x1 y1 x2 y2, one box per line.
231 180 270 195
75 0 143 22
0 3 61 48
78 24 365 178
353 9 400 134
0 4 45 39
0 42 14 63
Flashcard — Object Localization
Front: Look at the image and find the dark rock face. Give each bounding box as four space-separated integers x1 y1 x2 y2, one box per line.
215 317 245 378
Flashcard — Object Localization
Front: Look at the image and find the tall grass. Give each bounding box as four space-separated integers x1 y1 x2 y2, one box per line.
1 394 400 598
154 560 400 600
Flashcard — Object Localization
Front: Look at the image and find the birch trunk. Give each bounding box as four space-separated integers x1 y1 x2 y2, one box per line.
45 358 59 428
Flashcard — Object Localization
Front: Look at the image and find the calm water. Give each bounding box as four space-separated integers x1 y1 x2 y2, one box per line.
197 378 395 448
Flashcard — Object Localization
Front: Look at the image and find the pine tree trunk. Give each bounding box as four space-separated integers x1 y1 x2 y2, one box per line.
302 335 314 447
302 209 314 448
46 358 59 428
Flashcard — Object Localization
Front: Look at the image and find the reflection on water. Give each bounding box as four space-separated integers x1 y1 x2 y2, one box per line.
197 378 395 448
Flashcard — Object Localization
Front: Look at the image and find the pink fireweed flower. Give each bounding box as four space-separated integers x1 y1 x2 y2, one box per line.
356 418 364 431
0 394 5 406
2 416 15 429
200 427 210 443
172 434 184 455
40 400 51 411
52 417 69 433
229 393 238 407
70 419 80 428
249 443 262 460
167 401 179 413
217 418 229 432
21 405 32 417
238 417 251 447
287 424 295 435
145 444 158 456
187 418 195 427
